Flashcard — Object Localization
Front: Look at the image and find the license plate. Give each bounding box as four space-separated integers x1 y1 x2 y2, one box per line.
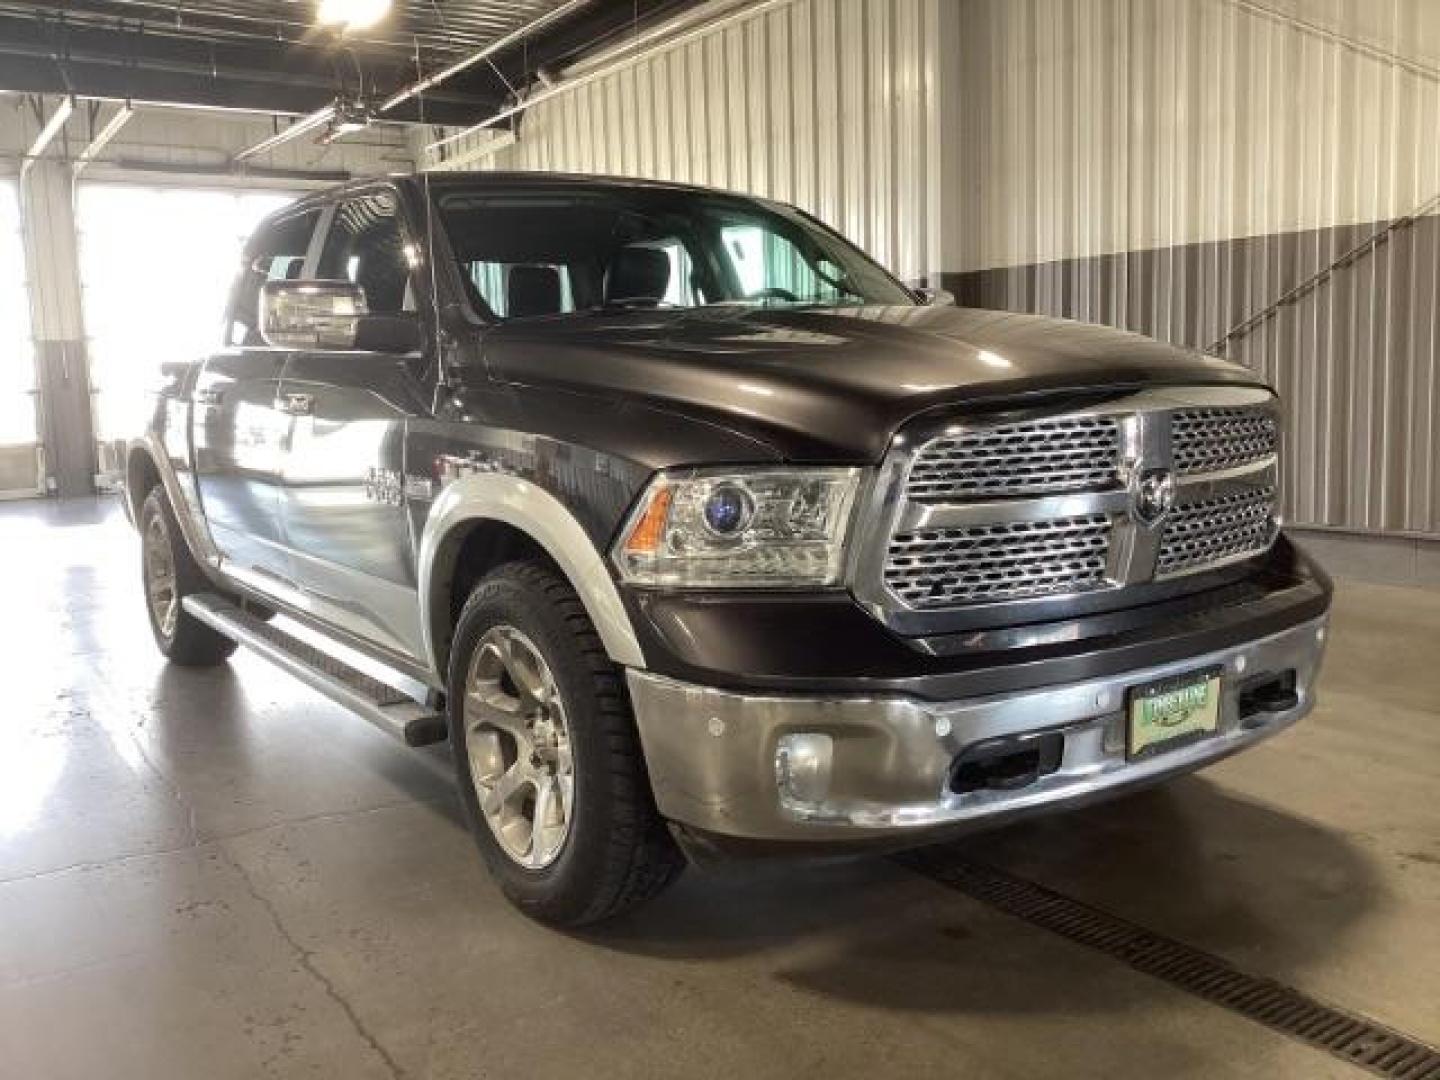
1127 666 1222 758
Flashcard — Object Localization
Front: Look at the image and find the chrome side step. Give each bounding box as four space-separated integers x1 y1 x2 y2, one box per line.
182 593 448 748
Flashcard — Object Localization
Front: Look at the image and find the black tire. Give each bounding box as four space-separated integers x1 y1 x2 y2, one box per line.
140 486 238 667
447 561 684 926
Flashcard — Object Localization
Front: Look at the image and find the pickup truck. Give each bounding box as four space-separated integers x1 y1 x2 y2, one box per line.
125 172 1332 926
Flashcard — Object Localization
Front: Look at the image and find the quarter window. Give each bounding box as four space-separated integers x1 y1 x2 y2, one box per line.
316 192 415 315
228 208 320 347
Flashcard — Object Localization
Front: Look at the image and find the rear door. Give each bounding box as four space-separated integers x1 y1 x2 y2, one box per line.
192 205 323 587
276 188 432 660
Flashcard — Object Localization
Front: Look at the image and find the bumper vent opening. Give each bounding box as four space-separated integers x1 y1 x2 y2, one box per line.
950 732 1065 795
1237 670 1299 727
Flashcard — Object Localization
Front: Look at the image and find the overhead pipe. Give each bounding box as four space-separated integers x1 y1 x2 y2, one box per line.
235 0 593 164
380 0 593 113
426 0 798 156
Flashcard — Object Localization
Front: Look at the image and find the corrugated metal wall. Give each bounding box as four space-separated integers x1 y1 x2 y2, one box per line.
950 0 1440 538
450 0 944 285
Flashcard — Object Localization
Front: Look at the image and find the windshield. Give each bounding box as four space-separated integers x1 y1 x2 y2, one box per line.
433 185 916 320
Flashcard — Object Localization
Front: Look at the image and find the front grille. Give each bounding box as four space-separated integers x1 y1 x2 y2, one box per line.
907 417 1120 501
1172 407 1277 475
885 515 1111 607
875 395 1281 611
1156 487 1276 577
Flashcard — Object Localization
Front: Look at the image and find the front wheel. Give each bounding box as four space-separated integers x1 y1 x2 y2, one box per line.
448 561 684 926
140 487 236 666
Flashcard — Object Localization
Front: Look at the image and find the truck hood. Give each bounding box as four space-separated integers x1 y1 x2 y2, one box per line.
481 304 1266 462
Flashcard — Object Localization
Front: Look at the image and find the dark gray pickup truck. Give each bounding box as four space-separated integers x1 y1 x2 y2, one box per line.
125 172 1331 926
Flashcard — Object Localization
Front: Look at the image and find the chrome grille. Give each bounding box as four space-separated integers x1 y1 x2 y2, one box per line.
1172 407 1277 475
885 515 1111 607
1156 487 1277 577
869 390 1283 612
907 417 1120 501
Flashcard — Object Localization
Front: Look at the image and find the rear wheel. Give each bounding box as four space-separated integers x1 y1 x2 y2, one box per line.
140 487 237 667
448 561 684 926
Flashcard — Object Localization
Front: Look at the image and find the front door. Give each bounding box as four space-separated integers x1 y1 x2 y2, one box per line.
192 205 322 586
192 348 293 582
277 189 431 660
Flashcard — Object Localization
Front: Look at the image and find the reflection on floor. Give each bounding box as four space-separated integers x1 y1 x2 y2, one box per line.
2 496 1436 1079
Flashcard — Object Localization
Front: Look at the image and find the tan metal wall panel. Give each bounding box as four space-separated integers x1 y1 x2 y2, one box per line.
461 0 943 285
949 0 1440 538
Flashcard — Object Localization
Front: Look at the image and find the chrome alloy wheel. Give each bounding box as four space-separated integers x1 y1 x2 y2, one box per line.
464 625 575 870
143 511 179 640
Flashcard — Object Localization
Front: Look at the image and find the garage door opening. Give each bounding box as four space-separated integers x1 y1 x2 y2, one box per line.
75 183 299 449
0 180 39 496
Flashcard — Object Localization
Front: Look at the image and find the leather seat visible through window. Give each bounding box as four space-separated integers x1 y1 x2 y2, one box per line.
604 247 670 305
507 265 563 318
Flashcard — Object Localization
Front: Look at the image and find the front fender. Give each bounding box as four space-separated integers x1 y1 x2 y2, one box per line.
125 433 218 568
417 472 646 677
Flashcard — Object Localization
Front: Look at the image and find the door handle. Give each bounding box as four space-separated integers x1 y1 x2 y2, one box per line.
195 387 223 406
277 392 314 416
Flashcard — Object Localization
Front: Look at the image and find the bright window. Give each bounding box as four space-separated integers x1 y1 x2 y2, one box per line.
720 224 844 304
0 182 35 447
76 184 298 440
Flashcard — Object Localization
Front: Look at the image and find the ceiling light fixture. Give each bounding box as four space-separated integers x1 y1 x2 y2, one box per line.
320 96 374 142
317 0 391 32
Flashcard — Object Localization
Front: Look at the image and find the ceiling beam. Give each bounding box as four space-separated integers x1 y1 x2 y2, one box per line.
0 15 494 125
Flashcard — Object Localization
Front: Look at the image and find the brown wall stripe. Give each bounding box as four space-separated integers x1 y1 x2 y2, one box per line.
943 213 1440 539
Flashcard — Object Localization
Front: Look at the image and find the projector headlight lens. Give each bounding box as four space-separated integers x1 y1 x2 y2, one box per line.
614 468 863 588
701 482 754 537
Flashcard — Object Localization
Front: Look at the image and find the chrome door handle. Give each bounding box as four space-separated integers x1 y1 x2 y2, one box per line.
278 392 314 416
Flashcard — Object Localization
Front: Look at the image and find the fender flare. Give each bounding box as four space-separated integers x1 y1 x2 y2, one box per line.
417 473 646 676
125 435 218 567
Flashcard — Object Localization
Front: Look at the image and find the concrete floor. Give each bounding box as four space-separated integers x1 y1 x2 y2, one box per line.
1 497 1436 1079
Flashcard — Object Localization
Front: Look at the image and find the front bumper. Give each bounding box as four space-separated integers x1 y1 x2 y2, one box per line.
628 614 1328 849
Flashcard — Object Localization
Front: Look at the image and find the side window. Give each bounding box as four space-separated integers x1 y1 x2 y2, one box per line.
651 240 703 306
316 191 414 316
228 209 321 346
465 261 576 318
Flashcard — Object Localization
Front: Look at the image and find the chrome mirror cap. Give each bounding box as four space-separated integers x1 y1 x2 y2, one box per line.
260 279 366 350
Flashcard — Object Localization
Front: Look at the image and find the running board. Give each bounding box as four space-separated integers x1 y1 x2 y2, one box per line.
182 593 448 748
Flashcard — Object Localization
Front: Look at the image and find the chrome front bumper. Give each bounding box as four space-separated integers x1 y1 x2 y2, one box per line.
627 615 1328 845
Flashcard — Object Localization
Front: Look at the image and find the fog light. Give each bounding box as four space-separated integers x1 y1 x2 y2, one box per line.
775 733 833 807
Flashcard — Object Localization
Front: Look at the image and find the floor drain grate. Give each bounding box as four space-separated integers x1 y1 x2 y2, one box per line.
902 849 1440 1080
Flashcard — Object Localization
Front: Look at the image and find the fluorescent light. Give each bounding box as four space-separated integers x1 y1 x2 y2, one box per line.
317 0 391 30
22 97 74 175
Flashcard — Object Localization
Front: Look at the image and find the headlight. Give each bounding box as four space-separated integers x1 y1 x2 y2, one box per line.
613 468 863 588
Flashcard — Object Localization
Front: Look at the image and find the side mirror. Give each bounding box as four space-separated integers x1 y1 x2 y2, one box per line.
261 280 366 350
259 280 422 354
912 285 957 307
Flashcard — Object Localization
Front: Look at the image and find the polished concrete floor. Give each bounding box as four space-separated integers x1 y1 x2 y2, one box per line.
1 497 1436 1079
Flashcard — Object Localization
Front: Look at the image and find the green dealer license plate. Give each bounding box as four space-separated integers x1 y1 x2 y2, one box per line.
1127 666 1222 758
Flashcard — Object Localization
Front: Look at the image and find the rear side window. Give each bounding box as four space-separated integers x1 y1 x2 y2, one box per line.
465 261 576 317
316 191 415 315
228 209 320 346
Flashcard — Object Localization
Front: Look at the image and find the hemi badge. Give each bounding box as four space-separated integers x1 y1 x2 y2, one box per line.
404 475 436 501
